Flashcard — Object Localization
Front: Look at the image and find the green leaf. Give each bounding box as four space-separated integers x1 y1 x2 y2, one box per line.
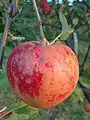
13 101 38 115
8 112 28 120
73 18 78 26
59 12 69 31
0 24 4 33
0 73 9 92
60 27 74 41
4 46 13 57
69 108 85 120
59 12 74 41
79 76 90 88
71 86 84 102
38 114 48 120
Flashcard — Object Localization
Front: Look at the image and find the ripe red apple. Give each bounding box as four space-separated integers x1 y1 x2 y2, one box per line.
41 3 52 14
7 42 79 109
40 0 52 14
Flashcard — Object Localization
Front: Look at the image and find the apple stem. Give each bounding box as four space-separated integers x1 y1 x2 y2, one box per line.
31 0 49 45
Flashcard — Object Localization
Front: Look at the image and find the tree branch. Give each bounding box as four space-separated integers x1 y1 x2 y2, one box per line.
31 0 49 45
49 108 55 120
82 0 90 9
0 0 19 70
81 44 90 69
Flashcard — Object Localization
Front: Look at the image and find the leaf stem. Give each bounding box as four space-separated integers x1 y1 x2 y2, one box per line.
50 33 61 45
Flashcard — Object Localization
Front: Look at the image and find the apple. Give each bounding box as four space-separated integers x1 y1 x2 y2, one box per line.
7 42 79 108
40 0 52 14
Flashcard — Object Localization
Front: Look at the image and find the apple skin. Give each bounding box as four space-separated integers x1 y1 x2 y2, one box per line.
41 3 52 14
40 0 52 14
7 42 79 109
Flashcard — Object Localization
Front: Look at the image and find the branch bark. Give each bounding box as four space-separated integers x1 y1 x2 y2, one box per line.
31 0 49 45
81 44 90 69
0 0 19 70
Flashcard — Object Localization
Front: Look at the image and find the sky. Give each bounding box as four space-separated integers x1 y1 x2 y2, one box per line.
48 0 82 5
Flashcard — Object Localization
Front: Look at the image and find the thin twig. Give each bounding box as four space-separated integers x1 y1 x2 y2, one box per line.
0 0 19 69
48 108 55 120
31 0 49 45
0 107 7 113
81 44 90 69
8 32 25 40
0 104 28 119
2 15 11 47
81 0 90 9
12 0 26 20
0 7 11 69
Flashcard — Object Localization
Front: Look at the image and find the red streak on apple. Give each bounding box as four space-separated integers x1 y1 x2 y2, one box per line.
18 70 43 97
7 42 79 108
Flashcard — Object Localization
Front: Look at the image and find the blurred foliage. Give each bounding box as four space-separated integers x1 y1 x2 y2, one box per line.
0 0 90 119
